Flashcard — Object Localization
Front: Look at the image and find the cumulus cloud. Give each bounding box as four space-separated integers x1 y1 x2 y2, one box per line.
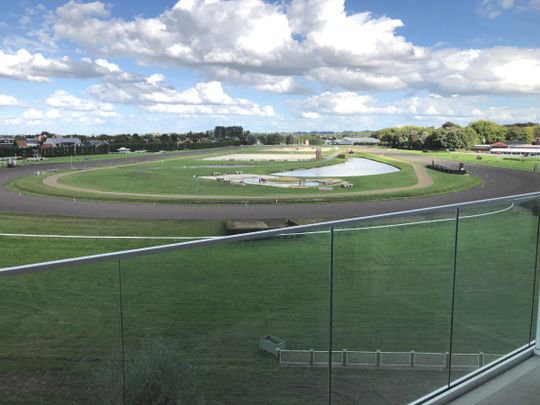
0 94 22 107
295 90 540 124
88 71 274 116
0 48 123 82
297 91 401 117
51 0 426 93
48 0 540 97
423 47 540 95
395 93 540 124
11 90 119 127
46 89 114 112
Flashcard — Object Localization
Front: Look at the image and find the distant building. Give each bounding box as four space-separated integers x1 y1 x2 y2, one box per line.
0 136 14 145
84 140 109 147
471 144 491 152
117 147 131 153
332 137 381 145
15 139 28 148
490 147 540 156
43 137 82 148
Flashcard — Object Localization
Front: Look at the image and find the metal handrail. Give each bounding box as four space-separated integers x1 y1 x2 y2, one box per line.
2 190 539 277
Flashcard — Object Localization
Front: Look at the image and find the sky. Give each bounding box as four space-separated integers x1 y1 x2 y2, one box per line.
0 0 540 135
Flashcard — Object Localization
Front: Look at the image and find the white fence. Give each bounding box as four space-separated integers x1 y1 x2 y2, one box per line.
276 349 501 370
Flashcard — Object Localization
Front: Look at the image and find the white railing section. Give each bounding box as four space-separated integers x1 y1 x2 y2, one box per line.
276 349 502 370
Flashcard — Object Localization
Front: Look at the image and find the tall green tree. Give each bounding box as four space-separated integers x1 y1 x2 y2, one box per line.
468 120 507 144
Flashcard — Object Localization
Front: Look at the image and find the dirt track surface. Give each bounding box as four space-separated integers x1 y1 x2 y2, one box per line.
1 149 539 220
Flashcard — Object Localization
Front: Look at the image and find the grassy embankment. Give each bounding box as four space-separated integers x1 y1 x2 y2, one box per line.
9 150 480 203
0 203 536 404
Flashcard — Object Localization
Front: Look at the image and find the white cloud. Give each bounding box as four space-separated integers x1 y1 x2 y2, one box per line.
0 94 21 107
397 93 540 124
297 91 400 116
208 68 302 94
424 47 540 95
88 70 274 117
46 89 114 112
0 48 124 82
51 0 425 93
296 90 540 124
22 108 43 120
9 90 119 128
308 67 407 90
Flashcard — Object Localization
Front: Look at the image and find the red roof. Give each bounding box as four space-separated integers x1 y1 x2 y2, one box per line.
490 142 508 148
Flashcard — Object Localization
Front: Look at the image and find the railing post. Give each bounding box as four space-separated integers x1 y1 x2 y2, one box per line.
276 348 281 364
532 197 540 352
342 349 347 366
479 352 484 368
310 348 314 366
410 350 415 368
376 349 381 367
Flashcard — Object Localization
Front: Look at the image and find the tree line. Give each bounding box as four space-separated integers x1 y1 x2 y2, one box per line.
375 121 540 150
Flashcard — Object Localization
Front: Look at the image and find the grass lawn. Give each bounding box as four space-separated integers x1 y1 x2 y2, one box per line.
399 149 540 172
9 149 481 203
10 151 184 166
0 213 225 268
0 200 537 404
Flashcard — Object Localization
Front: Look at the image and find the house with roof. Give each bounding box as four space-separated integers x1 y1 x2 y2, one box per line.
42 137 82 148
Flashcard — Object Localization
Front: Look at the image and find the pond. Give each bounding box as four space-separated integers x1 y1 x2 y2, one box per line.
274 158 399 178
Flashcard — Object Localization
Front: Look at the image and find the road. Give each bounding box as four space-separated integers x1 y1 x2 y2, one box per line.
1 150 539 220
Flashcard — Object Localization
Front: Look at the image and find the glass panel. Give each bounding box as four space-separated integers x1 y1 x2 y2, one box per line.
120 231 330 404
331 210 457 404
451 198 539 382
0 261 122 403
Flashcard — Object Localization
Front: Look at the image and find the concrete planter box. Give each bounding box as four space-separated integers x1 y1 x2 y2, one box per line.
260 335 285 355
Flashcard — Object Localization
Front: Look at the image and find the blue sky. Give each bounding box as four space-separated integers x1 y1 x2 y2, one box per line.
0 0 540 134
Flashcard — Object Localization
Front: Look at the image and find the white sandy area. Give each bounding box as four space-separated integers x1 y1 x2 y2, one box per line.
203 153 316 161
200 173 273 181
265 147 333 153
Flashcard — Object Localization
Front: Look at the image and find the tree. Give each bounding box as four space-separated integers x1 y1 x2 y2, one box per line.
285 135 294 145
442 121 460 129
263 133 284 145
468 120 507 144
506 125 534 143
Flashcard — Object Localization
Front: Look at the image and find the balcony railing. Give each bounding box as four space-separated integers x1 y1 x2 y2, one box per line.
1 191 540 404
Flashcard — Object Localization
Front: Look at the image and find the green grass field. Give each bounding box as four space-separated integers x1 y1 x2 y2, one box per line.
400 149 540 172
1 201 537 404
9 151 182 166
0 213 225 268
9 148 481 203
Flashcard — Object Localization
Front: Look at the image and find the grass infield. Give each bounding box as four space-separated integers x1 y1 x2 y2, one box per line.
8 148 481 204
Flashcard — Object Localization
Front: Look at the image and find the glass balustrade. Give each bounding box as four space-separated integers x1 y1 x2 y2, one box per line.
0 193 539 404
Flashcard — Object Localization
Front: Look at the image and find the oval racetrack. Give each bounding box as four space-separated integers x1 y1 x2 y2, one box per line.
1 149 539 220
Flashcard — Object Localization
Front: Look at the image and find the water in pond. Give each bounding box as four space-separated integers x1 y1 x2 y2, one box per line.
275 158 399 178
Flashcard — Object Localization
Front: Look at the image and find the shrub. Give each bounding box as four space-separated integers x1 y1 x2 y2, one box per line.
95 338 205 405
